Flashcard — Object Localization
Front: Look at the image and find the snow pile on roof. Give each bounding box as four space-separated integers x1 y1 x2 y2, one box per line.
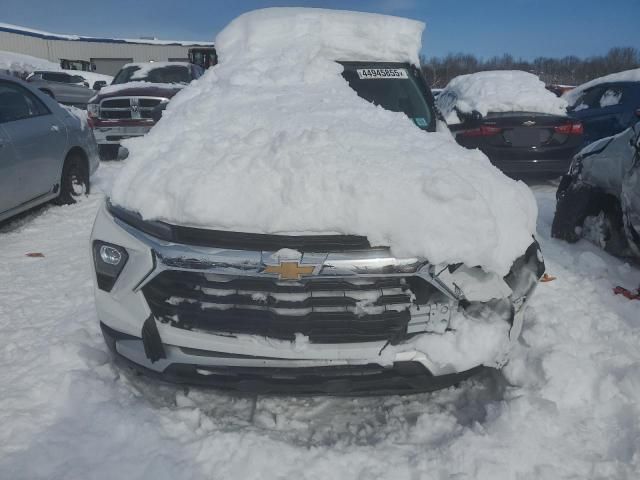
110 8 537 276
0 50 59 74
0 22 213 46
126 61 191 80
0 50 113 85
437 70 568 124
563 68 640 106
215 8 423 65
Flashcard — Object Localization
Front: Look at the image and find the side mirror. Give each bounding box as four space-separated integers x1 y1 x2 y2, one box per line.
93 81 107 91
459 109 483 127
83 81 90 88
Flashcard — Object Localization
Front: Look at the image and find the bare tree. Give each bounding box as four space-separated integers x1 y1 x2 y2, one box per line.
421 47 640 88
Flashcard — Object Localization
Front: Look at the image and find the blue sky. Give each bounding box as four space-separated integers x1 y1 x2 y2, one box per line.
1 0 637 60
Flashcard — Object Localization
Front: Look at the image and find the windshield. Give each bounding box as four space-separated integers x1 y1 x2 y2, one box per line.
112 65 191 85
340 62 434 130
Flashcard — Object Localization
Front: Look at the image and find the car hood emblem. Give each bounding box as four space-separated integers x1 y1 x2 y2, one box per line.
523 120 536 127
263 261 316 280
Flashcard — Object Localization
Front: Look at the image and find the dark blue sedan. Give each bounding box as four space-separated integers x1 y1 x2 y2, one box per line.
567 80 640 145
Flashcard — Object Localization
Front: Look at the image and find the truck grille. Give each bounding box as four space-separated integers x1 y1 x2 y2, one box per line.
99 97 164 120
142 271 414 344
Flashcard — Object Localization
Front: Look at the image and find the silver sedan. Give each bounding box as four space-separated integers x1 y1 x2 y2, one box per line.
26 70 96 107
0 74 99 223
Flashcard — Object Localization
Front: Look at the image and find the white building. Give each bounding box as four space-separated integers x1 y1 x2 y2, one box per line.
0 23 214 75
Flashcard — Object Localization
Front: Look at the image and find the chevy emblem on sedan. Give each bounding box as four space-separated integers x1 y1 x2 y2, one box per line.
522 120 536 126
263 261 316 280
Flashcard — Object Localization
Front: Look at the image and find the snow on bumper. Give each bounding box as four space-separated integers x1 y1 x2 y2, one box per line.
90 201 543 392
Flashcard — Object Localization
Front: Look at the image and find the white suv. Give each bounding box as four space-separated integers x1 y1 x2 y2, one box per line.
91 8 543 394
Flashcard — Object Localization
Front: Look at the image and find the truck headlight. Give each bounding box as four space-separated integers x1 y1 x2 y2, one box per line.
93 241 129 292
87 103 100 118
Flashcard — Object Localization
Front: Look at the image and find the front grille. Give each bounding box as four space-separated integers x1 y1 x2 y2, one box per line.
101 98 130 108
99 97 163 120
142 271 414 344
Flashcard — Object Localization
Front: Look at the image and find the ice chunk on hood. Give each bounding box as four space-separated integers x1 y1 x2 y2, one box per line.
110 8 538 276
437 70 568 124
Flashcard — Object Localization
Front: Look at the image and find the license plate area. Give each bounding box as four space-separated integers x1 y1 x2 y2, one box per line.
503 127 550 147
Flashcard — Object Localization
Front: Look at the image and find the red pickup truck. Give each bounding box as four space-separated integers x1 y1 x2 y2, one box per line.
87 62 204 160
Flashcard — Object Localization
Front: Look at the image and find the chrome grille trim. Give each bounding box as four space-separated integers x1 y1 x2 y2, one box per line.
99 96 168 120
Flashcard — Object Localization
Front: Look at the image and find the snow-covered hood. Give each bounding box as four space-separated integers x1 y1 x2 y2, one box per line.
93 82 184 101
437 70 568 124
110 8 538 276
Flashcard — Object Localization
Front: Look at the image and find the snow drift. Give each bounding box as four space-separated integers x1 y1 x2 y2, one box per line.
0 50 59 75
0 50 112 84
110 8 537 276
437 70 568 124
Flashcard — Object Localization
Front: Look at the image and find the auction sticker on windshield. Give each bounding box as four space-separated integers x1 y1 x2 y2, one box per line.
357 68 408 79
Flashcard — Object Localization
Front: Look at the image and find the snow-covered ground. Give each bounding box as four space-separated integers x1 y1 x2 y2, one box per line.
0 163 639 479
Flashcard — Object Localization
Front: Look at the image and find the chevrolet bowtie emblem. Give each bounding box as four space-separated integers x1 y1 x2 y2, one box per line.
264 261 315 280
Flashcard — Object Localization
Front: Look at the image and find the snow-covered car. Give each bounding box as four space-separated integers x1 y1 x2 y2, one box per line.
565 68 640 145
91 8 544 394
437 71 584 178
552 121 640 257
87 62 204 160
0 74 99 222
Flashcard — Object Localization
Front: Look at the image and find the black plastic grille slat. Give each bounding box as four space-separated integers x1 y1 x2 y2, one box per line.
101 110 132 119
143 283 411 309
142 271 412 344
101 99 129 108
108 201 371 252
150 305 410 343
138 98 162 107
152 270 402 293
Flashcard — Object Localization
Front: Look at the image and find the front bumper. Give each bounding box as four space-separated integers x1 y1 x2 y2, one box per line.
91 201 543 394
101 322 484 395
92 123 153 145
491 157 572 177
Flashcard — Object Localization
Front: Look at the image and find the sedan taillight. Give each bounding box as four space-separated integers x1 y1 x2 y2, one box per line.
459 125 502 137
554 122 583 135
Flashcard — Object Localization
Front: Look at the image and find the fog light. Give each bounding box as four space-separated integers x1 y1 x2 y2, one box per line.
100 245 123 265
93 241 129 292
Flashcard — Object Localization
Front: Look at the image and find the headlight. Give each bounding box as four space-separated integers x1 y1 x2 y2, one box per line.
87 103 100 118
93 240 128 292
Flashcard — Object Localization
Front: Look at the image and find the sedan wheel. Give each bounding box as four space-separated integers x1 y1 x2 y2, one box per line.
56 154 90 205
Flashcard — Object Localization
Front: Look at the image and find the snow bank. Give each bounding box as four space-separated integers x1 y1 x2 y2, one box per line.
111 8 537 276
437 70 568 124
563 68 640 106
0 50 58 75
